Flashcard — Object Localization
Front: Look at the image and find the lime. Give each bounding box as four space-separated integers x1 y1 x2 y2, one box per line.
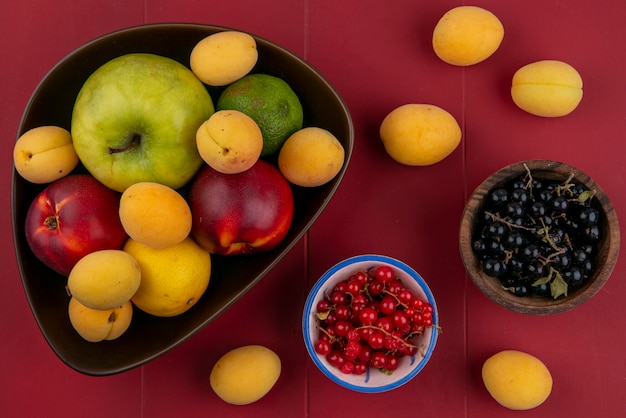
216 73 303 157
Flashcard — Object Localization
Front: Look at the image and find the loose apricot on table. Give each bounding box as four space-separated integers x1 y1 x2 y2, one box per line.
379 103 462 166
432 6 504 66
482 350 553 410
210 345 281 405
511 60 583 117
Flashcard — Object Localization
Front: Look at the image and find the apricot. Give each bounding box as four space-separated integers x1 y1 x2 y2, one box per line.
277 127 345 187
13 126 79 184
190 31 258 86
482 350 553 410
119 182 192 249
379 103 462 166
196 110 263 174
67 250 141 310
511 60 583 117
68 297 133 342
210 345 281 405
433 6 504 66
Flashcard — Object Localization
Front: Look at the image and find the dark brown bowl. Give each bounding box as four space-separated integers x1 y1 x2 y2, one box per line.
11 23 353 375
459 160 619 315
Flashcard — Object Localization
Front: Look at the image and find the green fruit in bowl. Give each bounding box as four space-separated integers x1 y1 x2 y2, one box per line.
71 53 214 192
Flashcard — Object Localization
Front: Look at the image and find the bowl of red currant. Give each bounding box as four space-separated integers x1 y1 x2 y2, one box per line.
459 160 620 315
302 254 439 393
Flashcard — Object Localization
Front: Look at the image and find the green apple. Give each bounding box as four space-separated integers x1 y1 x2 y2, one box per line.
71 53 214 192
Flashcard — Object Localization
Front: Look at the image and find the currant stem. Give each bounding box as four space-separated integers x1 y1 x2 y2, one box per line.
356 325 420 349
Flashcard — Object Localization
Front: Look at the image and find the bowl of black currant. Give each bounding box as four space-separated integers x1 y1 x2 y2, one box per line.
459 160 620 315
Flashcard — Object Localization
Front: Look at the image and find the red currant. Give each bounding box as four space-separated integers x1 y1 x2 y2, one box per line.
325 310 338 325
368 280 384 295
412 297 424 311
398 288 414 305
326 350 345 368
334 320 352 337
358 345 372 362
358 326 374 340
402 344 418 357
386 280 403 295
368 332 385 350
335 304 352 320
370 351 387 369
384 335 399 351
374 265 395 283
330 291 347 306
392 311 409 329
396 323 411 337
352 293 368 308
385 355 400 371
343 341 362 361
380 294 397 315
354 271 368 286
359 307 378 325
340 360 354 374
317 299 331 312
314 339 331 355
374 317 393 333
346 328 360 342
312 264 437 377
411 323 425 335
334 280 348 293
346 279 361 296
353 361 368 375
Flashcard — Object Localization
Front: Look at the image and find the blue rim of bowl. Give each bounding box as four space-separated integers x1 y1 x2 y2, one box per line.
302 254 439 393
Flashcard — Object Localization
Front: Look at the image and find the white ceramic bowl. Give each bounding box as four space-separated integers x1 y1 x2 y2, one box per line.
302 254 439 393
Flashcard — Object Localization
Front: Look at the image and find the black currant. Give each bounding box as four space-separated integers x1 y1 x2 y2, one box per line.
489 188 509 207
485 222 506 239
511 188 529 204
520 244 540 262
472 171 603 300
483 258 506 277
563 266 584 286
551 196 569 213
503 232 526 250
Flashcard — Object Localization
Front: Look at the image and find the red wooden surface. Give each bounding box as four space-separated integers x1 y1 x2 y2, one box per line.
2 1 625 416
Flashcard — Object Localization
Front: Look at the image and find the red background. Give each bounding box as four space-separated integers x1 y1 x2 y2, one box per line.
2 1 625 416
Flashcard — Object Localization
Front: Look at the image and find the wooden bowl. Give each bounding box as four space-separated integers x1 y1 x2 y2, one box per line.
11 23 353 375
459 160 620 315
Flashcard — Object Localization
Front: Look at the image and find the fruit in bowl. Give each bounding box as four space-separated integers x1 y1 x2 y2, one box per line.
11 23 353 375
189 160 294 255
24 174 128 276
303 255 439 393
71 52 214 192
459 160 620 315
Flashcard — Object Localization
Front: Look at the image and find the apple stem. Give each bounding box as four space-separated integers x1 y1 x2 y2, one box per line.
109 133 141 154
44 215 58 231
